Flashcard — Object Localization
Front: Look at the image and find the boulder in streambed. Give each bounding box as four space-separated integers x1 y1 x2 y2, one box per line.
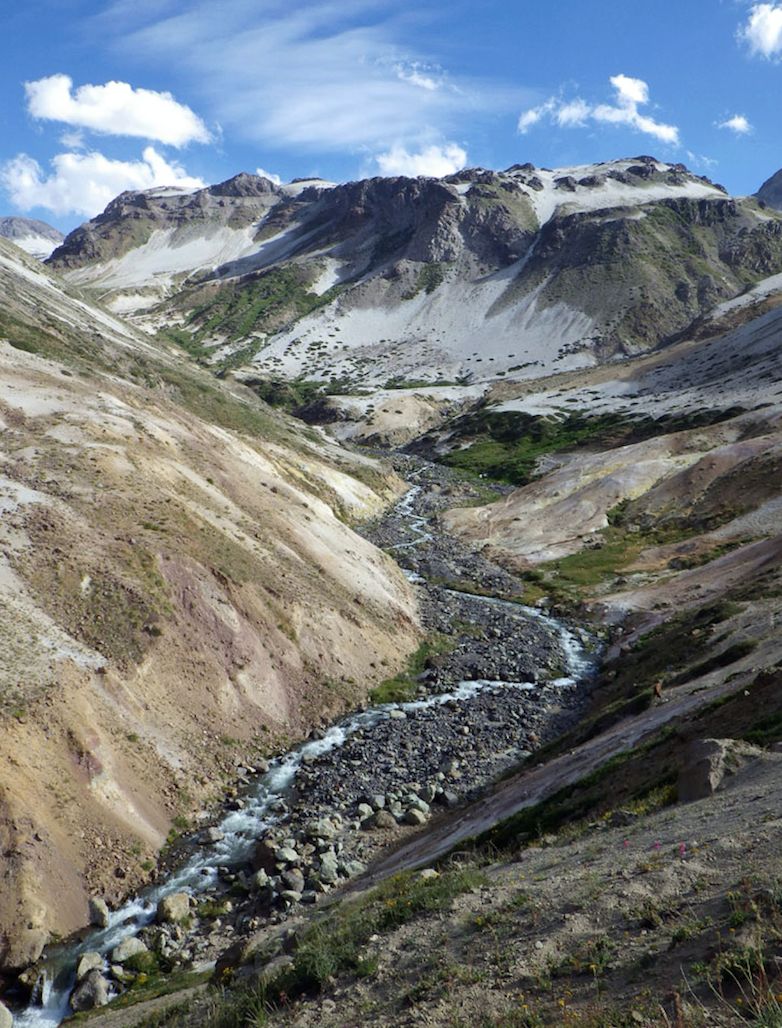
157 892 191 925
75 952 104 982
252 839 279 874
111 937 148 964
88 897 110 928
70 969 109 1011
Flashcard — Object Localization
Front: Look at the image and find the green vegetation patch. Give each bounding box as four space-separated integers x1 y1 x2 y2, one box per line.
171 265 345 353
69 969 210 1022
369 634 455 703
402 261 446 299
0 308 103 367
436 408 743 487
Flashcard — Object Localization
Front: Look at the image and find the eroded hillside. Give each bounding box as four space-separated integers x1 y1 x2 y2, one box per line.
0 239 419 971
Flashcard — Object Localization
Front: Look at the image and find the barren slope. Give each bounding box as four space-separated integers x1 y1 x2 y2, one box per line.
0 240 418 971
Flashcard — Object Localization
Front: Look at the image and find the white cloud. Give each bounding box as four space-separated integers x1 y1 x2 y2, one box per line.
256 166 282 185
113 3 524 155
556 98 591 128
517 104 548 133
25 74 211 147
518 75 680 146
60 129 86 149
395 63 441 91
593 75 679 144
375 143 467 177
2 146 204 217
718 114 753 135
609 74 649 107
740 3 782 57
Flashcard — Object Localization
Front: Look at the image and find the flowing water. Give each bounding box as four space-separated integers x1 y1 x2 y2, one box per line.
15 480 596 1026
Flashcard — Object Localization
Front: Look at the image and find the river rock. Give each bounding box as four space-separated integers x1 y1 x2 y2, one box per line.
279 890 302 908
157 892 191 924
0 1001 13 1028
406 795 430 814
88 897 110 928
369 810 397 830
318 850 340 883
252 869 271 890
256 953 295 985
281 868 305 893
252 839 279 873
76 951 104 981
277 846 299 864
203 827 225 844
304 818 337 840
70 969 109 1011
404 808 427 826
340 859 367 878
111 937 148 964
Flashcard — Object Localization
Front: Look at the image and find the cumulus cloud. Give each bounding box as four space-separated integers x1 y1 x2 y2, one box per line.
255 166 282 185
375 143 467 178
518 74 680 146
25 74 211 147
740 3 782 57
718 114 753 135
2 146 205 217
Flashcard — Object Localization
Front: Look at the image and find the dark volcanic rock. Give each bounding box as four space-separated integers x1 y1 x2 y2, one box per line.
757 167 782 211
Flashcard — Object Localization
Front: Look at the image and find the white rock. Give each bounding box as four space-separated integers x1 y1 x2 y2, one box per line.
111 937 148 964
88 897 110 928
76 952 104 982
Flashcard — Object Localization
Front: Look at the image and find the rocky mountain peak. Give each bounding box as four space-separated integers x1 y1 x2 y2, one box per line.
757 167 782 210
210 172 281 197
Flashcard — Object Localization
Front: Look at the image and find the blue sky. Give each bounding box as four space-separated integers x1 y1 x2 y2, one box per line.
2 0 782 231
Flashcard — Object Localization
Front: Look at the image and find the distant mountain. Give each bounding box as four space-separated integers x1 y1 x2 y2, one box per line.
47 159 782 387
0 216 64 259
47 173 326 314
757 167 782 210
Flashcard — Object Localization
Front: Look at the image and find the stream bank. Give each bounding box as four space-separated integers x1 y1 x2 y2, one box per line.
12 456 598 1026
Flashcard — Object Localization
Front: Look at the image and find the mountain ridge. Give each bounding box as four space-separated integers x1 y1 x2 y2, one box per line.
45 158 782 390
